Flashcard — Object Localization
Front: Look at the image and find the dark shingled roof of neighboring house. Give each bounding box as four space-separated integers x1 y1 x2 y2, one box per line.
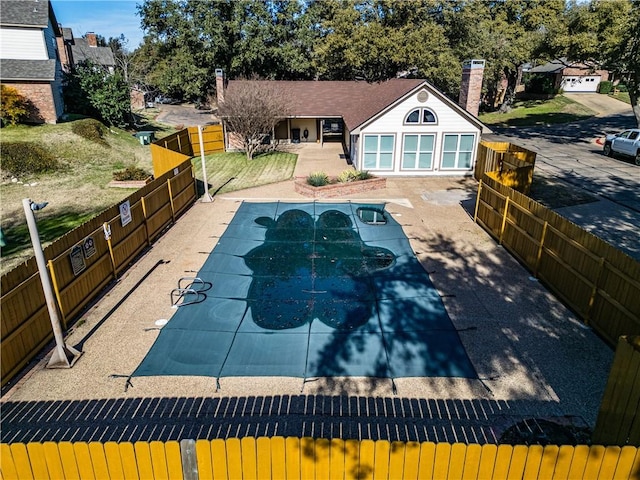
226 78 487 133
0 59 56 81
71 38 116 67
0 0 58 31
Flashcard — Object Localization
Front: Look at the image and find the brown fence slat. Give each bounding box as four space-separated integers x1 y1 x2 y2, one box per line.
476 173 640 346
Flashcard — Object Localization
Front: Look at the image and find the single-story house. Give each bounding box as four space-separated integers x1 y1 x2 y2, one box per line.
528 58 609 93
220 75 490 176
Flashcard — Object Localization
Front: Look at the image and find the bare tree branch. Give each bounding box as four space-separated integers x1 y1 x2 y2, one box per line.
218 80 289 161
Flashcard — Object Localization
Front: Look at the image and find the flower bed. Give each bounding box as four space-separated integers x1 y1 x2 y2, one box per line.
108 176 153 189
294 176 386 198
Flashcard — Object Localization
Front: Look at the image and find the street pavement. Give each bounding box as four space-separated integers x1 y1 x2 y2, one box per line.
485 95 640 260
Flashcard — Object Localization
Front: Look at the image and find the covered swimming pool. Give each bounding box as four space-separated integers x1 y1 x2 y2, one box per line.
132 202 476 383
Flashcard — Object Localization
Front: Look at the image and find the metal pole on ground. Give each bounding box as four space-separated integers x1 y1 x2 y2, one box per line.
198 125 214 202
22 198 82 368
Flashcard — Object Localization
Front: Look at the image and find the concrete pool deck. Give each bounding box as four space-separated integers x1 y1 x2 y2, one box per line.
1 172 614 444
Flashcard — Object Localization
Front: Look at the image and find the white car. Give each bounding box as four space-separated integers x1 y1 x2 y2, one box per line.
603 128 640 165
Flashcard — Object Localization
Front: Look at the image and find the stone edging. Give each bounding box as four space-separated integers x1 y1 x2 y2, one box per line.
294 176 386 198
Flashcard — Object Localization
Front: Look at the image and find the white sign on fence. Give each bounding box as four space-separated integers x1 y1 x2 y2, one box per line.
120 200 132 227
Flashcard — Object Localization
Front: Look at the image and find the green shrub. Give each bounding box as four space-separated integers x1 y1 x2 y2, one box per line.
307 171 330 187
1 142 60 176
0 85 29 125
337 169 358 183
355 170 373 180
112 166 151 181
598 81 613 94
616 84 628 92
71 118 109 146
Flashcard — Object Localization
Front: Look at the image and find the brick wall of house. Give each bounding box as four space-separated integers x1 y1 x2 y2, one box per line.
6 81 58 123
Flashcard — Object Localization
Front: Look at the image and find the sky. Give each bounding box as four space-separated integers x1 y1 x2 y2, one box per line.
51 0 145 49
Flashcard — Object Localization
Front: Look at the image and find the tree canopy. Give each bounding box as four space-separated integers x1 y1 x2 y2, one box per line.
132 0 639 125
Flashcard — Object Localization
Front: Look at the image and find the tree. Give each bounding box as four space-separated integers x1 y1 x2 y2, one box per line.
0 85 29 125
137 0 237 100
538 0 639 126
218 80 289 161
63 60 131 127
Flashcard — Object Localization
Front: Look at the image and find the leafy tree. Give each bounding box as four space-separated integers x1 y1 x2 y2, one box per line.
218 80 289 160
231 0 317 80
63 60 131 127
0 85 29 125
137 0 237 100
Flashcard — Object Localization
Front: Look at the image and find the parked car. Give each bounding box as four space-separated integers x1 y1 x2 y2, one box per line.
603 128 640 165
155 95 180 105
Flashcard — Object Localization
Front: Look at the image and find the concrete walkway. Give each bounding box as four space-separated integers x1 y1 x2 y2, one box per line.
290 141 352 178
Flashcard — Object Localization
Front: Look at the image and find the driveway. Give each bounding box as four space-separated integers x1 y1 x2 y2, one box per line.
155 103 220 127
485 94 640 261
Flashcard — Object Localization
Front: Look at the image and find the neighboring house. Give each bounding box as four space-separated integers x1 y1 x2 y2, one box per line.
58 30 116 73
529 58 609 93
218 65 489 176
0 0 65 123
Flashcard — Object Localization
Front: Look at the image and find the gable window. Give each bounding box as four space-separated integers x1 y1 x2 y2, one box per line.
402 134 435 170
441 134 475 170
363 135 394 170
404 108 437 124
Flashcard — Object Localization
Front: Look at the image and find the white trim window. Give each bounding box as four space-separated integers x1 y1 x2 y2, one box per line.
404 108 437 124
441 134 475 169
363 134 394 170
402 134 435 170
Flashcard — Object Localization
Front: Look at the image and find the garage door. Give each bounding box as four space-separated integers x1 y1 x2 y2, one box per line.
561 76 600 92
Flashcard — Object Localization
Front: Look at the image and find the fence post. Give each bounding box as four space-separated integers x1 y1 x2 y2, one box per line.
534 221 549 277
47 260 67 328
104 222 117 279
474 180 483 223
141 197 151 246
499 196 510 245
167 177 176 223
586 257 606 324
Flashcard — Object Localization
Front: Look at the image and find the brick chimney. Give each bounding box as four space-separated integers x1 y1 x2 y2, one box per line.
86 32 97 47
215 69 225 104
459 59 485 117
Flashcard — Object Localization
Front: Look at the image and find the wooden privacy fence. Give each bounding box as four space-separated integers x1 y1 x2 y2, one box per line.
594 336 640 446
1 438 638 479
0 160 196 387
475 141 536 194
474 174 640 347
152 125 224 178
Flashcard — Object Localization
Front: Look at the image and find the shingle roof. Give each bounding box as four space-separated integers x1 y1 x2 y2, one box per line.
0 58 55 80
225 78 488 133
71 39 116 67
0 0 50 27
226 79 426 131
62 27 73 41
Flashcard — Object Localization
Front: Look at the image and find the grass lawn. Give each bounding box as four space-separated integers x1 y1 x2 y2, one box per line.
0 120 297 275
193 151 297 196
479 95 595 127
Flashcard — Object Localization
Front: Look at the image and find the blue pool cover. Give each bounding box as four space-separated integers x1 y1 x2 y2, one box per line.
132 202 477 381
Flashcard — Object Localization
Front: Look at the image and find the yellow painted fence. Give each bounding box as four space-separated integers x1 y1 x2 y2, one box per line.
594 336 640 447
152 125 224 178
1 438 638 479
0 160 196 387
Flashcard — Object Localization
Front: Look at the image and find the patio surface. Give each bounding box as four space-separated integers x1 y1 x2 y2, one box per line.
0 144 614 444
